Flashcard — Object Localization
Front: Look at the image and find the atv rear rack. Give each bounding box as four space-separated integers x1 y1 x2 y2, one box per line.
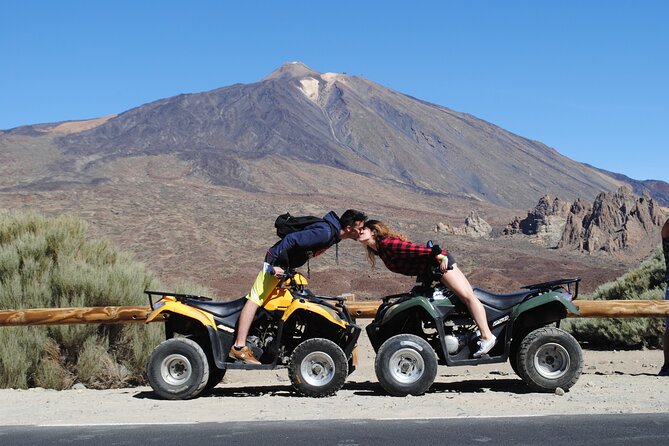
521 278 580 299
144 290 215 310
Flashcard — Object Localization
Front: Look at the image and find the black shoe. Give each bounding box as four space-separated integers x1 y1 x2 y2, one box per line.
659 366 669 377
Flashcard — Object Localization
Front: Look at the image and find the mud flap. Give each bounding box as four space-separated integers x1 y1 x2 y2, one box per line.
348 345 358 374
208 322 235 369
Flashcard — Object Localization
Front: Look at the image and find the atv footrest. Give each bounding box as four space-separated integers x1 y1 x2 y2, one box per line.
442 353 507 367
224 363 280 371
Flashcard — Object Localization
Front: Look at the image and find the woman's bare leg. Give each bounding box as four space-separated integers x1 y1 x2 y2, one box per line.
440 264 493 340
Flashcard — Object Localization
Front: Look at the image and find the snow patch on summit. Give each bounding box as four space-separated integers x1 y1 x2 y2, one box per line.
298 77 320 102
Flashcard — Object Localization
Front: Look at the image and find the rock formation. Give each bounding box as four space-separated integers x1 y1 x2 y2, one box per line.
503 195 570 246
436 211 492 238
558 186 665 258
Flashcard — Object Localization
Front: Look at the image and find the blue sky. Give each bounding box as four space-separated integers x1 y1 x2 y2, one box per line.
1 1 667 182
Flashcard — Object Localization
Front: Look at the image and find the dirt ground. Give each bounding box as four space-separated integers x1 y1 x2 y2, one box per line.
1 322 667 426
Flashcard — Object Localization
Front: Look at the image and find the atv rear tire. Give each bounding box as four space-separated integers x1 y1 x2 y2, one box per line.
203 367 226 393
375 334 438 396
516 327 583 392
288 338 348 397
147 337 209 400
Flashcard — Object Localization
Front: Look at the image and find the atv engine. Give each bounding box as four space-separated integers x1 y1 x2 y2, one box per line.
443 321 480 354
246 318 279 361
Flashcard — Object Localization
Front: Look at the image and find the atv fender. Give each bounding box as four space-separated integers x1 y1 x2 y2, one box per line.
366 297 440 352
512 292 579 319
282 300 348 329
509 292 579 341
380 296 440 324
145 300 217 328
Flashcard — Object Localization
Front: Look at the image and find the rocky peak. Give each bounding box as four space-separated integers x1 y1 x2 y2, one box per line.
558 186 665 258
503 195 569 236
263 62 321 81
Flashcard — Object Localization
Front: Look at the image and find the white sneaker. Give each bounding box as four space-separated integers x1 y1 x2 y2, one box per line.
473 335 496 357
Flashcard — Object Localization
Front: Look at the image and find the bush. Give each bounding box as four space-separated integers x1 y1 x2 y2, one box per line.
0 210 174 389
0 326 45 388
563 250 666 349
76 335 130 389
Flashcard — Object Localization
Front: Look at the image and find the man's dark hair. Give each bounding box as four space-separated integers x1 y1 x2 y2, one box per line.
340 209 367 228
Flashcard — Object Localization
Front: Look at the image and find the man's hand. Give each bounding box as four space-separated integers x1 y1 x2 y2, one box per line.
273 266 285 278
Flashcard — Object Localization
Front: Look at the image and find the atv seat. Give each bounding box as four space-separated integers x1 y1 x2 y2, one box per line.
473 288 534 310
185 296 247 319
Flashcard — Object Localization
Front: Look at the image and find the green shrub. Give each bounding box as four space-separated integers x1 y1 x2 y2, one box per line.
0 210 172 389
563 250 666 349
0 326 45 388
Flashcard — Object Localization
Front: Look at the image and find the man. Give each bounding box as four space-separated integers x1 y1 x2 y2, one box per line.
660 217 669 376
229 209 367 364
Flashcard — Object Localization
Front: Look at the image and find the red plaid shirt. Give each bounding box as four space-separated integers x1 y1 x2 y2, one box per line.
377 237 448 276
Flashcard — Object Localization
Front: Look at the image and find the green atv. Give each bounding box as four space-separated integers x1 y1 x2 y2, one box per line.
366 266 583 396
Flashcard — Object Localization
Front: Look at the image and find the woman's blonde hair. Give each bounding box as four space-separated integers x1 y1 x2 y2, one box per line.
364 219 408 267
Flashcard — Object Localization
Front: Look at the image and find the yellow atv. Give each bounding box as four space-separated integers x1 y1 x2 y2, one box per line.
144 271 360 399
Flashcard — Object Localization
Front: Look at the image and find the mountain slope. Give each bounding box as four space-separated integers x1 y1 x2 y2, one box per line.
51 62 625 208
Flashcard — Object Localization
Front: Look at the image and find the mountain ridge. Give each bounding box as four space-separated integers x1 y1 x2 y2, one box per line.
30 62 634 209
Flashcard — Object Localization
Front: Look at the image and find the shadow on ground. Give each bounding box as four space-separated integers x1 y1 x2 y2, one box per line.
348 378 533 396
133 377 542 400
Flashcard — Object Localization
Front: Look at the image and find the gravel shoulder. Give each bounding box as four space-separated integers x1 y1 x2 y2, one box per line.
1 324 667 426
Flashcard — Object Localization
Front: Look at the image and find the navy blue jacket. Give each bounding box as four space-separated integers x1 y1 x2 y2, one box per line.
265 211 341 268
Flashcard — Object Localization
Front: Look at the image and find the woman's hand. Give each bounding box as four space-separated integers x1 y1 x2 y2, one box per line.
439 255 449 273
273 266 285 278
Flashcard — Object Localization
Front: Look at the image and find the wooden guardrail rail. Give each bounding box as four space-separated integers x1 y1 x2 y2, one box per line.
1 300 669 327
347 300 669 319
0 306 154 327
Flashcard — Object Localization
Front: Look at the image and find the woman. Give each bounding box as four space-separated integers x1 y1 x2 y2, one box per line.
358 220 496 357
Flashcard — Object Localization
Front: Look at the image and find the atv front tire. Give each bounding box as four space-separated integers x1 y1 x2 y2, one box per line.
147 337 209 400
288 338 348 397
375 334 438 396
516 326 583 392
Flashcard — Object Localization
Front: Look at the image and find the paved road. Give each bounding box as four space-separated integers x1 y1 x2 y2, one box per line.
1 413 667 445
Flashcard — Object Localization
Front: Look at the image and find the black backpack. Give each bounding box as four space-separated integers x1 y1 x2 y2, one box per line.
274 213 328 239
